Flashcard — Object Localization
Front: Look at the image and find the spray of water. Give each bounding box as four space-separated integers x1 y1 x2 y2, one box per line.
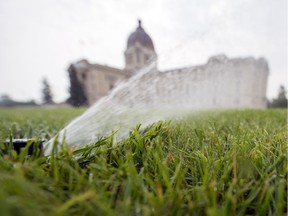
44 59 187 155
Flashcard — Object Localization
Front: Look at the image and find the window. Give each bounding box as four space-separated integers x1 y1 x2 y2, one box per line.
145 55 150 62
136 48 141 64
126 54 132 64
105 75 117 90
109 83 114 90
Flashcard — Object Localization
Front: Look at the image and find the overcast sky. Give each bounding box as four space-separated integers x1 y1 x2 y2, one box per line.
0 0 287 103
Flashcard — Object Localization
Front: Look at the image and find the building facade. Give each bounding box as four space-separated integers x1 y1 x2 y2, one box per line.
68 20 269 108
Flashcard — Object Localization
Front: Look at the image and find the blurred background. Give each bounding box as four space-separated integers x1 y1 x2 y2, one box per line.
0 0 286 105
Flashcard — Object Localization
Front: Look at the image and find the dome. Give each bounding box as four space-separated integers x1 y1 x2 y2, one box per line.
127 20 155 51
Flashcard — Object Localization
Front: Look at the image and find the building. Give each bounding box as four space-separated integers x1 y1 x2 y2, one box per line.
68 20 156 106
68 20 269 108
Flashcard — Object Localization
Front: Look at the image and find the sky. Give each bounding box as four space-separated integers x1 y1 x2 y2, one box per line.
0 0 287 103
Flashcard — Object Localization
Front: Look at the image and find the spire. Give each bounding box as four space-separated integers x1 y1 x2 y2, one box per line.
138 19 142 29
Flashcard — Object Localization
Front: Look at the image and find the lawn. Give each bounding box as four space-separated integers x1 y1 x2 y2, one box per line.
0 108 287 215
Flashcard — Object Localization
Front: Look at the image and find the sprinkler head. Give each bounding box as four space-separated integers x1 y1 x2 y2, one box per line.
3 139 44 156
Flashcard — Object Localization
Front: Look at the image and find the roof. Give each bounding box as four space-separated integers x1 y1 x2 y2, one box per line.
127 20 155 50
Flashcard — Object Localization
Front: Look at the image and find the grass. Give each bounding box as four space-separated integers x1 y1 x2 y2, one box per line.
0 108 287 215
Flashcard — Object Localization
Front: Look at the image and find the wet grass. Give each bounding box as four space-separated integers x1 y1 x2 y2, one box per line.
0 108 287 215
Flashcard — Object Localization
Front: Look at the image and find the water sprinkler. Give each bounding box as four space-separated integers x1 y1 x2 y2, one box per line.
2 139 44 156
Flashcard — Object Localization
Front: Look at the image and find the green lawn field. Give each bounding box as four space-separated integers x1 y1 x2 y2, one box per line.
0 108 287 215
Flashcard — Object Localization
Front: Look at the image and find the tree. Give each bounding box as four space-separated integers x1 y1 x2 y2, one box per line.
277 85 287 101
0 94 12 102
268 85 287 108
0 94 38 107
42 78 54 105
67 64 87 107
